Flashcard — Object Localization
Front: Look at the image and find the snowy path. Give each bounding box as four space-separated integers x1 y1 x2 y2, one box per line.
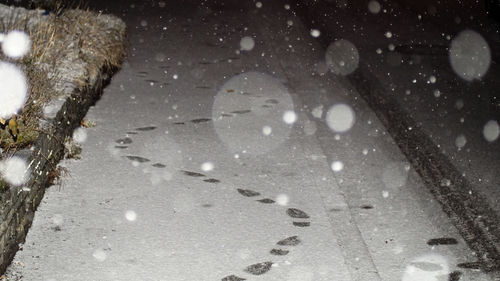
4 1 496 280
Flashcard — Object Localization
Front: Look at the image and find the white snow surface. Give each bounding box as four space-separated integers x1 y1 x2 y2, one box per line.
4 1 495 281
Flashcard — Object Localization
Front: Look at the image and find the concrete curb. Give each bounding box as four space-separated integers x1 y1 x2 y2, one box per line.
0 7 126 274
292 0 500 272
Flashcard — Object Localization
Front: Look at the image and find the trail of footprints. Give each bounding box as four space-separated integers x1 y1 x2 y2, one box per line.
171 98 278 126
115 123 220 184
115 123 472 280
115 126 171 168
236 188 311 228
115 122 311 280
222 236 302 281
136 67 281 124
219 188 311 280
171 97 278 126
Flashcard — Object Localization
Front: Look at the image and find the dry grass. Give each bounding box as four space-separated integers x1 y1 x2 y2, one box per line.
0 3 126 151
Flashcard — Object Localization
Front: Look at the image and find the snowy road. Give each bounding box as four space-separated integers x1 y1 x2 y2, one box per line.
4 1 497 280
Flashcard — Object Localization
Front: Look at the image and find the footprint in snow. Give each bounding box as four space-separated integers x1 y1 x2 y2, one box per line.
221 236 302 280
221 187 311 279
180 170 221 184
181 170 206 177
426 237 458 246
286 208 310 218
257 198 275 204
265 98 279 104
269 248 288 255
171 118 212 125
115 137 132 149
204 178 220 183
135 126 157 131
236 188 311 227
116 126 173 170
116 137 132 145
190 118 212 123
236 188 260 197
145 79 159 84
244 262 273 275
230 109 252 115
124 155 150 163
269 235 302 256
221 275 245 281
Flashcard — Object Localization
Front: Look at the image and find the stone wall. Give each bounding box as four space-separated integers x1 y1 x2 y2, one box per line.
0 67 116 274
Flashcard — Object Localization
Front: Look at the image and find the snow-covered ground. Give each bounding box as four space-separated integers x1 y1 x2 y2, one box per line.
4 0 497 280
